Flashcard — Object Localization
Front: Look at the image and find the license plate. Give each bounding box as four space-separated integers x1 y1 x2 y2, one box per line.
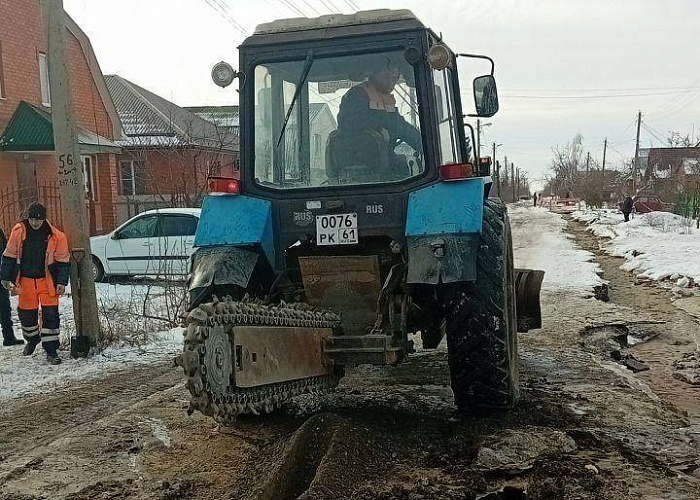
316 213 358 246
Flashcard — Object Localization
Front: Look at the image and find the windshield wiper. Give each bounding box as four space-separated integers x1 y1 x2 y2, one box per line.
276 50 314 148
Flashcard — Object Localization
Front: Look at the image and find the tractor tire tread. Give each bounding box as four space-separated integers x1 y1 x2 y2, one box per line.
445 198 519 413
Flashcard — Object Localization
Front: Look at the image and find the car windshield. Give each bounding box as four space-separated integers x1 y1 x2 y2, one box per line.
254 50 425 190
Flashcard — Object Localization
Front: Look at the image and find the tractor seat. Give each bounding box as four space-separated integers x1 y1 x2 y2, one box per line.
325 129 392 185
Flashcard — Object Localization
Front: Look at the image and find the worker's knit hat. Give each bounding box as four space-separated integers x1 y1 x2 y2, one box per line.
25 202 47 220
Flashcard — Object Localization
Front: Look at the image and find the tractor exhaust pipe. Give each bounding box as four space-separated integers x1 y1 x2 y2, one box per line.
514 269 545 332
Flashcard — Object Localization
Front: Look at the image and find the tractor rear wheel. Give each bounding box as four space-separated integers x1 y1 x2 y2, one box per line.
444 199 519 414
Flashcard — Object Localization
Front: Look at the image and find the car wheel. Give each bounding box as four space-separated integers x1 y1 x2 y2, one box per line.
92 256 106 283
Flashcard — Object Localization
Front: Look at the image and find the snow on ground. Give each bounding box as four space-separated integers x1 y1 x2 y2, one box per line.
0 282 185 401
0 328 183 401
572 208 700 286
509 204 605 295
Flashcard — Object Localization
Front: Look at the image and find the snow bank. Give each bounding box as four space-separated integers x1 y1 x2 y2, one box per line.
509 205 605 295
0 283 184 402
572 209 700 286
0 327 183 401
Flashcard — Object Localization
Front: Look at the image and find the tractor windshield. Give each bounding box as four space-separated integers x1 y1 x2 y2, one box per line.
254 50 425 190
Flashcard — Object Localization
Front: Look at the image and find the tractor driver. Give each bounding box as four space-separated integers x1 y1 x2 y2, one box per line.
335 59 422 179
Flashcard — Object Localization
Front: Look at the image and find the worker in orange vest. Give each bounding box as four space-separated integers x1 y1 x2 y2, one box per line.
0 203 70 365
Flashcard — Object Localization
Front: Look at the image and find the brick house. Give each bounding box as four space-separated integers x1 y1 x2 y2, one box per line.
0 0 123 235
105 76 239 222
642 147 700 200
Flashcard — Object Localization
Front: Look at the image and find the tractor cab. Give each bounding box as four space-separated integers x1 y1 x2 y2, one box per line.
234 9 496 197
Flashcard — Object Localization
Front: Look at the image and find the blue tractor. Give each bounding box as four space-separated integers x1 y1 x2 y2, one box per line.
176 9 543 420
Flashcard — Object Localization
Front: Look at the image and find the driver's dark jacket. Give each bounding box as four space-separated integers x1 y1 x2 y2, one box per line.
337 82 422 151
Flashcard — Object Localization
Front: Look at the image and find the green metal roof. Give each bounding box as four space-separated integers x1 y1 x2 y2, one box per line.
0 101 121 154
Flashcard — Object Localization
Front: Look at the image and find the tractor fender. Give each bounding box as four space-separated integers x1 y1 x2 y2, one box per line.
188 194 277 308
405 178 485 285
188 246 273 309
406 233 479 284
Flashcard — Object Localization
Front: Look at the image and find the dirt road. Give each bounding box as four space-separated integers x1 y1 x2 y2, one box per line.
2 207 700 499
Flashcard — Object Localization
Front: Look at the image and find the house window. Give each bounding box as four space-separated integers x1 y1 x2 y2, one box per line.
82 156 98 202
38 52 51 106
0 42 6 98
119 160 147 196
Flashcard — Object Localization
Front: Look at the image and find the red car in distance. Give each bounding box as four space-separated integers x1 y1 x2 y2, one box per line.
633 194 663 213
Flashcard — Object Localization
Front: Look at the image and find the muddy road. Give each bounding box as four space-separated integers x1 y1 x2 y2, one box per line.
2 208 700 499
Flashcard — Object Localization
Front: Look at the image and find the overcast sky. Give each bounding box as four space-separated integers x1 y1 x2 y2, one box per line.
64 0 700 190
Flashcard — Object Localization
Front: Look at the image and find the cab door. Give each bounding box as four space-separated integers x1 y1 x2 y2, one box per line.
155 214 199 276
105 214 160 276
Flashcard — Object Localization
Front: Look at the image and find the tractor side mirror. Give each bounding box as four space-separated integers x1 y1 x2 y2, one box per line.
473 75 499 117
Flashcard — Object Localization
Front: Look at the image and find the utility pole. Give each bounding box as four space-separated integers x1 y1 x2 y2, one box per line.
516 167 520 200
495 160 501 197
586 151 590 175
503 155 508 200
601 138 608 206
633 110 642 194
45 0 100 356
511 162 516 203
492 143 498 196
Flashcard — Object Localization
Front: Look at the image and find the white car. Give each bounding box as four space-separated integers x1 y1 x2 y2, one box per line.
90 208 201 281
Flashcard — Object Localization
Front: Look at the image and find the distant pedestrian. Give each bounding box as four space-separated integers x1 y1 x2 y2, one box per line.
622 195 634 222
533 192 538 207
0 227 23 347
0 203 70 364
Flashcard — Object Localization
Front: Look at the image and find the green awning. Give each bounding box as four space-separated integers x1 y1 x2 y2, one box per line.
0 101 121 154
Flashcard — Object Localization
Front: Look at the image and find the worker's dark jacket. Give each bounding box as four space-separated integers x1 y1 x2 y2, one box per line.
0 220 70 286
337 83 422 151
0 229 7 262
622 197 633 213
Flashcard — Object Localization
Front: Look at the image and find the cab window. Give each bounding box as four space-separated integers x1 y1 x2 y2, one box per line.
117 215 158 239
433 66 460 165
253 50 425 189
159 215 198 237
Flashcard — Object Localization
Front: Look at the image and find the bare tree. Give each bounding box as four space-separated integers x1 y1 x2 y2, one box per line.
549 134 584 197
667 131 694 148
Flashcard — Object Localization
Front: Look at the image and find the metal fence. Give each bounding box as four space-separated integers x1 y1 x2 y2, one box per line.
675 193 700 220
0 183 64 233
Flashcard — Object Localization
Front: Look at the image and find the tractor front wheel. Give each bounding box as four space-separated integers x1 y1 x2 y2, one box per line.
444 199 519 414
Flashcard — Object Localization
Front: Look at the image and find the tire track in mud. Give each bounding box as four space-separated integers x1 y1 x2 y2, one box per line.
0 363 181 460
565 216 700 420
232 413 382 500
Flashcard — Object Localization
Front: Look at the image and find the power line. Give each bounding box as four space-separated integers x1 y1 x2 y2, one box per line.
319 0 341 12
299 0 322 15
343 0 361 11
499 89 700 99
648 89 700 121
202 0 249 36
277 0 307 17
502 86 697 92
641 122 665 144
644 121 667 141
607 143 628 161
645 77 700 118
210 0 249 34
